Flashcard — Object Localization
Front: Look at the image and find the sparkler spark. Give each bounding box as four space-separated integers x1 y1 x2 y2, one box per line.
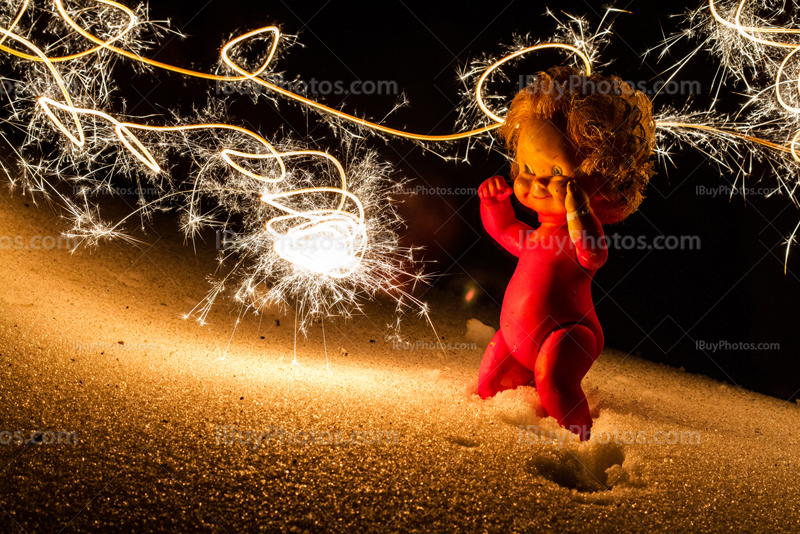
0 0 428 333
646 0 800 268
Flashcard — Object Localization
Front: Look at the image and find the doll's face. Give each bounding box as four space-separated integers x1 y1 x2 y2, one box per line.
512 119 584 216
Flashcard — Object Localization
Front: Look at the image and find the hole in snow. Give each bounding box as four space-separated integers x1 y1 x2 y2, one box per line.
526 442 627 493
445 435 481 448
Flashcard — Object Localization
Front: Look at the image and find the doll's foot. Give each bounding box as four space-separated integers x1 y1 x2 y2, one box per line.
534 324 597 441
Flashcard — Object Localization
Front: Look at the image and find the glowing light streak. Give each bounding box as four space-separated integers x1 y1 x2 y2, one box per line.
649 0 800 267
0 0 429 339
1 1 593 142
2 5 368 281
707 0 800 160
475 43 592 124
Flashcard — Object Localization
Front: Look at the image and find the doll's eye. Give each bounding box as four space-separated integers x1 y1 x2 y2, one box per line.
524 163 534 175
552 166 563 176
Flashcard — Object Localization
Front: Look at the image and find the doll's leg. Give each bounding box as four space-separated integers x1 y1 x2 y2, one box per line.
477 330 536 399
534 324 597 441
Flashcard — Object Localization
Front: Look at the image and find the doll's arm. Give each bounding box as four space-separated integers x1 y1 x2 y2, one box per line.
566 181 608 270
478 176 532 258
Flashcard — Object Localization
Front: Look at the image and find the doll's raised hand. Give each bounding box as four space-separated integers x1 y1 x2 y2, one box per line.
564 180 590 214
478 176 513 205
563 179 607 269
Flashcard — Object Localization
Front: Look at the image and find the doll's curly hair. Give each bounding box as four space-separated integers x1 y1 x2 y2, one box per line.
499 66 656 223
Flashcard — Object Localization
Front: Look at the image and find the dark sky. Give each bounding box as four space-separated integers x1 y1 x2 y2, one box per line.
122 0 800 401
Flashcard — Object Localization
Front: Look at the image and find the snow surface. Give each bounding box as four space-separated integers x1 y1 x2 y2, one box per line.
0 189 799 533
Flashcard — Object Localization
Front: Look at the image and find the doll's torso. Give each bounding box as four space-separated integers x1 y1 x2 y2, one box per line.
500 223 604 358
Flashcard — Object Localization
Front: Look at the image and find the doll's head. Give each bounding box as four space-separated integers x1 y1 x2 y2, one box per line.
499 66 656 224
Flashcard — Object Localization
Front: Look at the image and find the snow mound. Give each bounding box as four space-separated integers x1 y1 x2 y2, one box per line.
465 318 496 348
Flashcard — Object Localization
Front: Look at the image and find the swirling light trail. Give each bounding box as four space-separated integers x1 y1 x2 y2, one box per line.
8 1 795 182
651 0 800 270
13 0 792 189
1 3 368 284
2 0 594 142
660 0 800 160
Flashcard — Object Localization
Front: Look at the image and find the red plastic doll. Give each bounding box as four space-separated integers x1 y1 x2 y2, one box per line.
477 67 656 441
